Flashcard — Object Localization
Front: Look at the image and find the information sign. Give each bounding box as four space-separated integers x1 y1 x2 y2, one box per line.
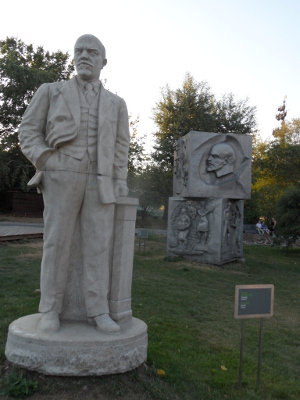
234 284 274 319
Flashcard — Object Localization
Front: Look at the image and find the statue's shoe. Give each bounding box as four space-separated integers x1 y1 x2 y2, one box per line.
94 314 121 334
37 311 60 333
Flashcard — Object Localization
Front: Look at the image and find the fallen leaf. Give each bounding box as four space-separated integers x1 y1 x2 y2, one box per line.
221 365 227 371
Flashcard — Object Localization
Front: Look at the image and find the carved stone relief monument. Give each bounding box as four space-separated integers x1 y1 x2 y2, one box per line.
173 131 251 199
168 131 251 265
5 35 147 376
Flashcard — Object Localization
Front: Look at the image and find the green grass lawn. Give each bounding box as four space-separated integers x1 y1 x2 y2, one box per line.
0 238 299 399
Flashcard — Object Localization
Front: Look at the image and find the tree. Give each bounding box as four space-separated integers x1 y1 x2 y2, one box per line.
0 148 10 191
129 164 169 220
0 145 33 191
272 118 300 144
0 37 74 191
152 73 256 169
244 192 261 224
275 185 300 248
251 132 300 224
127 117 147 190
127 118 165 220
127 119 166 220
151 73 257 217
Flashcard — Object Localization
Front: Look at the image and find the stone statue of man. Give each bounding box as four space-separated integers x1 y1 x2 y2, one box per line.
18 34 130 334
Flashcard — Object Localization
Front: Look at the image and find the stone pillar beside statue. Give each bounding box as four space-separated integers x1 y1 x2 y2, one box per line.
167 131 252 265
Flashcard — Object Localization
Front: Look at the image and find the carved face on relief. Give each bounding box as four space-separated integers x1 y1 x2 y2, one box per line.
206 143 236 178
74 34 107 82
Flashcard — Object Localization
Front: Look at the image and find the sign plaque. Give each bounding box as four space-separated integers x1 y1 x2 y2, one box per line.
235 284 274 319
234 284 274 389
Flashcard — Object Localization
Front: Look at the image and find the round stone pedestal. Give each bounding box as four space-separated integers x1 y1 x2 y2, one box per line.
5 314 148 376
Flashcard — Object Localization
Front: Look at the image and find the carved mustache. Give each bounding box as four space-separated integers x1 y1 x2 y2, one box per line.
77 60 93 67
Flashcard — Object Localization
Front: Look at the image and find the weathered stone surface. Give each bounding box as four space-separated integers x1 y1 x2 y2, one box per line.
6 34 147 376
173 131 252 199
167 197 244 265
110 197 139 322
61 197 138 323
5 314 147 376
18 34 133 328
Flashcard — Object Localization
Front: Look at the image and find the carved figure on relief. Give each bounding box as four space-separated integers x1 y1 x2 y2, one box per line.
195 201 210 245
222 202 232 246
176 207 191 249
169 200 216 255
222 201 241 254
174 137 188 194
230 203 241 254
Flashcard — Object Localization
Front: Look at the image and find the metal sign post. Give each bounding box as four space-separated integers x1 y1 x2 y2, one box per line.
234 284 274 389
257 318 264 387
238 319 245 390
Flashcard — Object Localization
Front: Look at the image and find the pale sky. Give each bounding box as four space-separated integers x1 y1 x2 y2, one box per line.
1 0 299 151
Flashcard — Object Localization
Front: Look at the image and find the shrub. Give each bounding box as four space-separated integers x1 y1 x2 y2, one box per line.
275 185 300 248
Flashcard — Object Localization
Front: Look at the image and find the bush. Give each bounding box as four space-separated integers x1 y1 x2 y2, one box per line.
275 185 300 248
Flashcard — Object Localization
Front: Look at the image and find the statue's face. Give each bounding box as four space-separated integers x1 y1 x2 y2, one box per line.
74 35 106 82
206 146 226 172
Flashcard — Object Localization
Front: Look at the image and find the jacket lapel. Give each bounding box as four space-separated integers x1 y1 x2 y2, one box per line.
98 84 114 135
60 77 81 128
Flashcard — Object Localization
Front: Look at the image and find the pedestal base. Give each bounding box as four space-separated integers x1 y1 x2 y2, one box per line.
5 314 148 376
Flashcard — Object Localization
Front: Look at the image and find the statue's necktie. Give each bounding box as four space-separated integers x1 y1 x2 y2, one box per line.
84 82 96 105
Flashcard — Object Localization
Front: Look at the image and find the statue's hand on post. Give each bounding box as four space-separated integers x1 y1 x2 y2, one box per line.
114 179 129 197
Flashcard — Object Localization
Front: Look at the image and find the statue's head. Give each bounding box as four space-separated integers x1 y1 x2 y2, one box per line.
74 34 107 82
206 143 236 177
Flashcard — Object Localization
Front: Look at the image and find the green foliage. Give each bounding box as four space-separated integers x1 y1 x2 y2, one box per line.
0 148 10 191
129 163 172 220
152 73 256 170
272 118 300 144
0 37 74 192
0 146 35 192
243 194 260 224
275 185 300 247
127 116 148 189
251 132 300 223
0 369 38 398
132 71 257 219
0 37 74 146
127 117 166 219
149 73 256 216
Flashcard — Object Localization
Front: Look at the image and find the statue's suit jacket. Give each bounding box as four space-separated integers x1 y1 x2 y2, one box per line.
19 76 130 204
